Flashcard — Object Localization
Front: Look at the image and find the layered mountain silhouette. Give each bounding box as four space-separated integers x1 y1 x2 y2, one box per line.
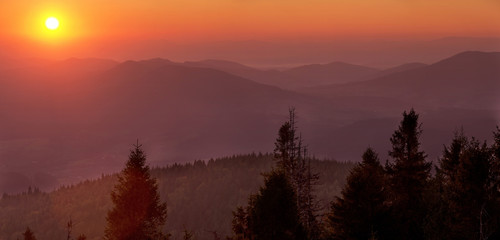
377 62 427 75
0 51 499 194
183 59 429 89
184 59 296 88
305 51 500 109
283 62 379 86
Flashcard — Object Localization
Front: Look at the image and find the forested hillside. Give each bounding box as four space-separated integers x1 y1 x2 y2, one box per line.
0 154 352 240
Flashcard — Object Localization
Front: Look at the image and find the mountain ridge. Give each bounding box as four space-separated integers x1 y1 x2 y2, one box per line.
304 51 500 109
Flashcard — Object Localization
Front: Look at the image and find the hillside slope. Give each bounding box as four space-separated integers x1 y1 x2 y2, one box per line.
0 154 352 240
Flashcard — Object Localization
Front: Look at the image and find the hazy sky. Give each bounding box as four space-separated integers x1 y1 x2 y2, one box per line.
1 0 499 60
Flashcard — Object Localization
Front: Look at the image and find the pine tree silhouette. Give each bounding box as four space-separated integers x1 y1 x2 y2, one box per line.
22 227 37 240
104 142 168 240
386 109 431 240
328 148 390 240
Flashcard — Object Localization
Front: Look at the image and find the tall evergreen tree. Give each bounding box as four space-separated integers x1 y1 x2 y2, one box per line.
301 156 321 239
327 148 390 240
422 169 449 240
231 206 251 240
273 108 319 238
251 170 305 240
274 108 304 180
22 227 37 240
386 109 431 240
491 127 500 196
436 133 498 239
230 170 305 240
438 130 468 181
490 127 500 239
427 131 468 239
104 143 168 240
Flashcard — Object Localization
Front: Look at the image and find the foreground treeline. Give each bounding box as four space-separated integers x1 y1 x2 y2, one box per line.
227 109 500 240
326 109 500 240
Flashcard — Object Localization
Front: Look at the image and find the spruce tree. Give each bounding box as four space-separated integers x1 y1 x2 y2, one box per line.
274 108 303 180
427 131 468 239
104 143 168 240
327 148 390 240
23 227 37 240
437 134 497 239
386 109 431 240
491 127 500 196
230 170 305 240
231 206 251 240
422 170 449 240
248 170 305 240
490 127 500 238
438 130 467 181
273 108 319 238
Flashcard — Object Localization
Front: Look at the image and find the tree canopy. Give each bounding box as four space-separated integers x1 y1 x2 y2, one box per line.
386 109 431 240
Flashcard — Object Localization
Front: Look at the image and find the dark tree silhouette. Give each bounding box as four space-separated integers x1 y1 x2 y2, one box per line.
386 109 431 240
435 133 497 240
327 148 390 240
230 170 305 240
439 130 467 180
67 218 73 240
490 127 500 239
425 131 468 239
104 143 168 240
274 108 303 179
181 227 194 240
76 234 87 240
231 206 251 240
494 127 500 160
248 170 305 240
273 108 319 238
23 227 37 240
64 218 88 240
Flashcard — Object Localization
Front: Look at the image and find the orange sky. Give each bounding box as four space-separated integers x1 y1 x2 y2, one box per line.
1 0 499 59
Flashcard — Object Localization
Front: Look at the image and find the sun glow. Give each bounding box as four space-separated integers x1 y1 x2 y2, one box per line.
45 17 59 30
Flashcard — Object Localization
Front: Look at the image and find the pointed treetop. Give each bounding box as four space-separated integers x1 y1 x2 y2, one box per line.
389 108 427 162
134 139 141 149
361 148 380 167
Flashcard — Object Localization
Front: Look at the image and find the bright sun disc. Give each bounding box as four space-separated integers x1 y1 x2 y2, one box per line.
45 17 59 30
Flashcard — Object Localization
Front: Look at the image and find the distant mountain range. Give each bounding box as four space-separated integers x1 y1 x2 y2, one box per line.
305 51 500 109
11 36 495 67
0 51 499 194
184 59 426 89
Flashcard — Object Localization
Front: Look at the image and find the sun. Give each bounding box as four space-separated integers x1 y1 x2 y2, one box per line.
45 17 60 30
